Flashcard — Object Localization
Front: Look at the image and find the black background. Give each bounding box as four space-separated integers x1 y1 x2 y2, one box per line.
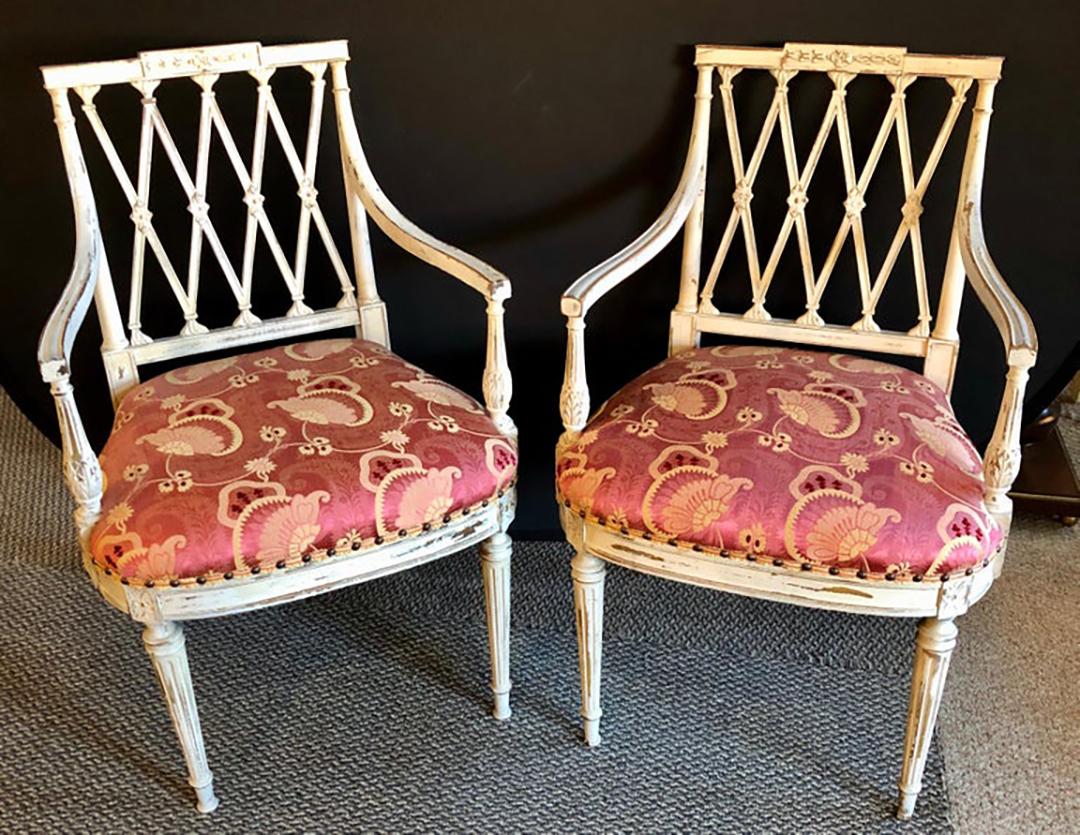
1 0 1077 538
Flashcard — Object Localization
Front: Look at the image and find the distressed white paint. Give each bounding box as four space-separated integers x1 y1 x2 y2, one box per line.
897 617 958 820
480 531 513 720
571 550 606 747
39 40 516 812
143 622 219 814
558 42 1035 822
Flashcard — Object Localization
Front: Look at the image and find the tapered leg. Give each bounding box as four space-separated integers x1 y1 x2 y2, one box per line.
896 616 958 820
142 622 219 814
480 532 512 720
572 550 606 747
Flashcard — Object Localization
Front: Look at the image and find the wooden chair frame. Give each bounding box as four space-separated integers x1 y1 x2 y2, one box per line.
39 40 515 813
557 43 1036 821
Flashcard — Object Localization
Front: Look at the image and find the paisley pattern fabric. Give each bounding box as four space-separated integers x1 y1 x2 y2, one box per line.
556 345 1000 580
91 338 516 585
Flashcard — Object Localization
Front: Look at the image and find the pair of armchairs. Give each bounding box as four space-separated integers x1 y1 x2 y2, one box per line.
38 40 1034 821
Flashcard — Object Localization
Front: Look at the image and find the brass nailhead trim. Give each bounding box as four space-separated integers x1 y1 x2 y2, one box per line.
556 492 1003 585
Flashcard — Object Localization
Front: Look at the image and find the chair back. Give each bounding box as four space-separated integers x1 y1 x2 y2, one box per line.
672 43 1004 390
42 41 386 401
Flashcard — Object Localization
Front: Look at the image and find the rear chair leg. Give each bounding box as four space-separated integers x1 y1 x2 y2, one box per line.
572 550 606 747
480 532 512 720
896 616 958 820
142 622 219 813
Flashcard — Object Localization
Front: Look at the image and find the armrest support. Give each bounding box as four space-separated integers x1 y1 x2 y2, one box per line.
957 200 1037 363
558 171 703 444
560 147 707 320
957 200 1037 529
48 374 104 547
557 158 703 446
558 67 714 445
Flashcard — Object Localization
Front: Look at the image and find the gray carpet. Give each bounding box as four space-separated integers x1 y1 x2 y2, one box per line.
0 389 1075 833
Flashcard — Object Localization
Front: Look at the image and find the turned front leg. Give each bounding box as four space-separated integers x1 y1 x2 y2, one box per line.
480 532 512 720
572 551 606 747
142 622 218 814
897 617 958 820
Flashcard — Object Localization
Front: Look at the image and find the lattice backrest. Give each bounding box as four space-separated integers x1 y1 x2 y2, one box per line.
42 41 380 398
675 43 1002 385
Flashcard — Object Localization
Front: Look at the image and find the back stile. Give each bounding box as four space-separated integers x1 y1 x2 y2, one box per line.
671 65 714 351
329 59 387 344
926 78 997 390
675 66 713 315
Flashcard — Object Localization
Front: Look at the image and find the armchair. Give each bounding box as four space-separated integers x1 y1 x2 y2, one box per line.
39 41 516 812
556 42 1035 821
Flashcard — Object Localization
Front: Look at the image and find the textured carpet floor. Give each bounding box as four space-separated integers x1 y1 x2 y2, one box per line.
0 390 1076 833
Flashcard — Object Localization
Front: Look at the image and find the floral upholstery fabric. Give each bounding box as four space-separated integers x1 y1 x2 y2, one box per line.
556 345 1000 580
91 338 516 585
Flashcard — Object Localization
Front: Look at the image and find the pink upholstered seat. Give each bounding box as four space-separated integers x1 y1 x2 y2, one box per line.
556 345 1001 580
91 338 517 585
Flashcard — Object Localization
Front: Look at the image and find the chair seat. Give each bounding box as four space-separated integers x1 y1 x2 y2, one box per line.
91 338 517 585
556 345 1001 580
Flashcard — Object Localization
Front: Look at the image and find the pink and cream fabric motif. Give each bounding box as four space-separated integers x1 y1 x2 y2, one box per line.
556 345 1001 580
91 338 517 584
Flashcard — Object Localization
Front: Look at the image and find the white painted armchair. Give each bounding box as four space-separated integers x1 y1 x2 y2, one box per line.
556 43 1035 821
39 41 516 813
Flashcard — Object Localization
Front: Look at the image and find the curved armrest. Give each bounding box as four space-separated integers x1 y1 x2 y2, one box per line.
958 200 1037 527
957 200 1037 364
558 66 713 443
557 163 706 446
38 208 101 384
561 65 714 320
38 212 106 545
561 150 707 320
335 103 509 302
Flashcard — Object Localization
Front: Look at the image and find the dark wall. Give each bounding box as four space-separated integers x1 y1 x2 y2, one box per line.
1 0 1077 538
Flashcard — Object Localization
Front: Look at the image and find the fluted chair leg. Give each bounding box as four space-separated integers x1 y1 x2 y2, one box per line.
142 622 219 814
896 616 958 820
480 532 512 720
572 551 606 747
